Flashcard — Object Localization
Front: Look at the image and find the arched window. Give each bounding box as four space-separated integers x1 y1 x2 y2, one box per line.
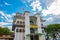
16 29 19 32
19 29 22 32
17 21 19 24
41 24 43 27
23 22 25 24
20 21 22 24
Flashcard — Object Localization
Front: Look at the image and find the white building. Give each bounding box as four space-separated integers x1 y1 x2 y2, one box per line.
12 11 45 40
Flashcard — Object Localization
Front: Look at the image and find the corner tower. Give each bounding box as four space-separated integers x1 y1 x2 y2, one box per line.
12 12 25 40
24 11 30 40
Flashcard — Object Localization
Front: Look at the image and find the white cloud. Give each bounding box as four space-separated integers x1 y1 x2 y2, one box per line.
4 2 11 6
0 2 11 6
12 13 16 16
7 26 12 31
46 17 53 22
6 14 12 19
42 9 50 16
0 11 8 20
42 0 55 7
33 12 37 14
44 15 60 25
1 16 4 19
7 19 13 23
42 0 60 16
0 25 12 30
30 0 42 11
44 17 53 25
54 15 60 18
0 12 15 30
0 11 15 23
0 22 12 26
6 13 16 19
27 0 32 2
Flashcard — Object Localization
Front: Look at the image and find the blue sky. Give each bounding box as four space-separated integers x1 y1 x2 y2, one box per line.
0 0 60 30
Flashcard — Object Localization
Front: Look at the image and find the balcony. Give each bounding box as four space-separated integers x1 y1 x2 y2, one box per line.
30 24 38 29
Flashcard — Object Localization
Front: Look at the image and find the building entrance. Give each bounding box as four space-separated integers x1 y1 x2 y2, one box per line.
30 35 39 40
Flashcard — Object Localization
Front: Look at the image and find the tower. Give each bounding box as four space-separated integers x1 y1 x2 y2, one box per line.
24 11 30 40
12 12 25 40
12 11 45 40
35 13 45 40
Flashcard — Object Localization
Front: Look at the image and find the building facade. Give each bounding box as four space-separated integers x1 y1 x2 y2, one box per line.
12 11 45 40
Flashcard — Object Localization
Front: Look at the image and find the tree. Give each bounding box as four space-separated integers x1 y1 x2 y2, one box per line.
45 24 60 40
0 27 12 36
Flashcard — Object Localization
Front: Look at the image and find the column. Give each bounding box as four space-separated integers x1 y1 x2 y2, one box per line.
24 11 30 40
35 13 43 40
35 13 42 33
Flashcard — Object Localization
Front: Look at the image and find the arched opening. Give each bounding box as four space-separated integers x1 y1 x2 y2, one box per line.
19 29 22 32
20 21 22 25
16 29 19 32
17 21 19 24
30 35 39 40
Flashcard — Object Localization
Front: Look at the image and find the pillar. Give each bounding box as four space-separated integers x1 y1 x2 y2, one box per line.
24 11 30 40
35 13 43 40
35 13 42 33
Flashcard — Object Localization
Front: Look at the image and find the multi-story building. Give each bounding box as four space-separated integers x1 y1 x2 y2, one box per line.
12 11 45 40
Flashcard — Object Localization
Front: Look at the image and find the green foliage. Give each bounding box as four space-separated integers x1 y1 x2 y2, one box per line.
45 24 60 33
0 27 12 35
45 24 60 37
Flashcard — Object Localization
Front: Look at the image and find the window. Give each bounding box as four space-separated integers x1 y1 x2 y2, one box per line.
30 28 34 33
19 29 22 32
23 22 25 24
16 29 19 32
41 24 43 27
17 21 19 24
20 21 22 24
